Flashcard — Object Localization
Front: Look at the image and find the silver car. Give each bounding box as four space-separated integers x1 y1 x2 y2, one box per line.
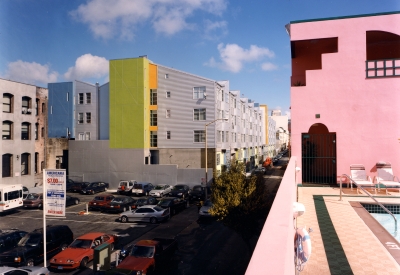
119 205 170 224
149 184 172 197
199 200 213 217
0 266 49 275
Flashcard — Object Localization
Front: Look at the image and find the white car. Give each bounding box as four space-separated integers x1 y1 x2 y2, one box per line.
149 184 172 197
199 200 213 217
0 266 49 275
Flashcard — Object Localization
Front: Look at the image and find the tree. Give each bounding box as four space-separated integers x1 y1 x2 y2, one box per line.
209 160 270 254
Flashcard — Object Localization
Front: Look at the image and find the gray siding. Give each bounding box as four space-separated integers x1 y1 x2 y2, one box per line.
75 81 98 140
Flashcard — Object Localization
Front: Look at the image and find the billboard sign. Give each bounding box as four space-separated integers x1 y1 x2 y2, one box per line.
44 169 66 217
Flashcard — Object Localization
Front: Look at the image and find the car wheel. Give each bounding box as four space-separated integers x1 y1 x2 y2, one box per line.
60 243 68 251
80 257 88 269
121 216 128 223
150 217 157 224
26 258 34 267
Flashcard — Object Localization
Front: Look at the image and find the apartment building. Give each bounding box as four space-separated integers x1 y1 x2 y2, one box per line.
289 11 400 184
270 109 289 153
1 78 48 187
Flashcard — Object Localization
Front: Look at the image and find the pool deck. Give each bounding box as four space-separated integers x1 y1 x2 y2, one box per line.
297 186 400 275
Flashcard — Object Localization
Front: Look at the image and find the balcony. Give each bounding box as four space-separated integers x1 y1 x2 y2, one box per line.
366 58 400 78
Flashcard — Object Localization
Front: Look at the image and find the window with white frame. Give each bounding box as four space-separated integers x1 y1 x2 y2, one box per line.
2 121 12 140
150 110 157 126
150 131 157 147
21 122 30 140
166 131 171 140
86 93 91 104
78 133 84 140
216 154 220 165
78 113 84 124
193 86 206 99
226 131 229 142
150 89 157 105
193 109 206 120
78 93 84 104
221 131 225 142
166 110 170 118
165 74 169 79
217 130 221 142
3 93 13 113
86 112 91 123
85 132 90 140
194 130 205 142
166 91 171 98
225 93 228 103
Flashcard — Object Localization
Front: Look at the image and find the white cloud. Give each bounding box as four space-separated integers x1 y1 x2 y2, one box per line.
205 43 275 73
64 54 109 81
261 62 278 71
3 61 58 86
70 0 227 39
203 19 228 40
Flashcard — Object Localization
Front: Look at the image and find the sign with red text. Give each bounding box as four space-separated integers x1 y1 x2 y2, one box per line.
44 169 66 217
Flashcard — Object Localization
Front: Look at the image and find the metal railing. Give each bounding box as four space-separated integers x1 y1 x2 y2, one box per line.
340 174 397 231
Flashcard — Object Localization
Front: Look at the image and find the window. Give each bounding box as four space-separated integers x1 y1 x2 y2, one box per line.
85 132 90 140
166 131 171 140
42 102 45 113
2 121 12 140
79 133 84 140
225 93 228 103
22 96 31 114
78 93 84 104
150 89 157 105
221 131 225 143
217 130 221 142
193 109 206 120
21 153 30 175
193 86 206 99
216 154 220 165
166 91 171 98
2 154 12 177
35 153 39 174
194 130 205 142
165 74 169 79
86 112 91 123
86 93 91 104
3 93 13 113
41 161 44 171
166 110 171 118
41 127 44 138
226 131 229 142
21 122 30 140
150 110 157 126
66 92 69 102
35 99 39 115
78 113 84 124
150 131 157 147
35 123 38 140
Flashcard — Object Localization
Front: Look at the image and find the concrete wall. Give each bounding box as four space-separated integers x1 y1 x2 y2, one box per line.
68 140 209 188
290 12 400 183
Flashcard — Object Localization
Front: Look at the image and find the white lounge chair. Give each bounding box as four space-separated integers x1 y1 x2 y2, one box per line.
349 164 376 194
376 162 400 195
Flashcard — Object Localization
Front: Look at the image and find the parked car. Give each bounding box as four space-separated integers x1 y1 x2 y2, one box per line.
65 195 80 207
88 195 115 211
0 229 27 255
169 184 191 199
49 232 117 270
23 193 43 209
80 182 109 195
252 167 266 175
131 182 154 196
157 197 187 216
119 205 170 224
117 180 137 195
149 184 172 197
102 196 136 213
70 182 90 193
132 197 158 209
0 266 49 275
0 225 73 267
199 199 213 218
66 179 76 192
189 185 206 201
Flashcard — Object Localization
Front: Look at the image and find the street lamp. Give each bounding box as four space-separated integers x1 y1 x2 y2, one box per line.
205 118 228 199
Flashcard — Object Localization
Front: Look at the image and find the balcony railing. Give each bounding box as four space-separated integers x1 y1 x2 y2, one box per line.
366 58 400 78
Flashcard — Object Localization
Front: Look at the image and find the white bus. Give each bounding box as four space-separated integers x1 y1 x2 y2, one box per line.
0 184 24 213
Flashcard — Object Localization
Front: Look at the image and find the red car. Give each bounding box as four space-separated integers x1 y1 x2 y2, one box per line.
88 195 115 211
49 232 117 270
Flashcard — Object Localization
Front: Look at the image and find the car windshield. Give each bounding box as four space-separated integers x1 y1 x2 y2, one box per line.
26 193 40 200
136 199 147 204
203 200 212 206
157 199 172 207
94 196 104 201
69 239 93 249
154 185 165 190
193 186 202 191
130 245 155 258
133 184 143 189
153 206 164 212
18 233 41 247
173 185 185 190
112 197 125 203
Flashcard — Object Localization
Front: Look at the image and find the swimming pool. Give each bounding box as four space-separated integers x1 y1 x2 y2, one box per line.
362 203 400 243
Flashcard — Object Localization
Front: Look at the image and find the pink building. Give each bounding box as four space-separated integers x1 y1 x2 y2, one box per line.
289 12 400 184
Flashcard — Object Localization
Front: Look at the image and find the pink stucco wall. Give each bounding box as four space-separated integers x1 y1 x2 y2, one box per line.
290 13 400 183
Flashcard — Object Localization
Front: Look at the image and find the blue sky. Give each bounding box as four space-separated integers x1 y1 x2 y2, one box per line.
1 0 399 117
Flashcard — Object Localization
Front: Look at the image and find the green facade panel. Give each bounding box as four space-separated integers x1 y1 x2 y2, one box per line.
109 58 149 148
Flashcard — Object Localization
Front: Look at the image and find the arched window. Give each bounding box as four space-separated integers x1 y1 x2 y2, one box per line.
3 93 13 113
2 154 12 177
21 153 30 175
2 121 13 140
21 122 31 140
21 96 31 114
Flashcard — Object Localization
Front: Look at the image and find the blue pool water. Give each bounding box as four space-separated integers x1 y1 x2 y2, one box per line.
369 213 400 243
